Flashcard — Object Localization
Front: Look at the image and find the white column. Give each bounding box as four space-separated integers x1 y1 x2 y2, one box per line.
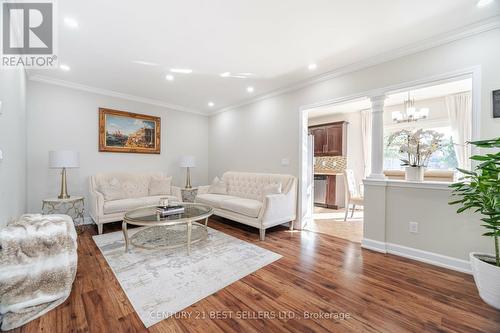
368 95 386 179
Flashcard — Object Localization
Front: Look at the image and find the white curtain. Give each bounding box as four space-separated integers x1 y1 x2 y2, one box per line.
360 109 372 178
445 92 472 170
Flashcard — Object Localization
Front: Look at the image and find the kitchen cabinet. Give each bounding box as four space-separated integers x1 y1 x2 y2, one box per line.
309 121 347 156
326 175 337 208
310 127 326 155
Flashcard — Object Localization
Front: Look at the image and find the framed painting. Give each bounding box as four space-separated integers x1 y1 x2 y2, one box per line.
98 108 161 154
493 89 500 118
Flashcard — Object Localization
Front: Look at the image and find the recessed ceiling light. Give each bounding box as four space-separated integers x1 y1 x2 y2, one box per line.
59 64 70 71
308 63 317 70
247 86 254 93
64 17 79 28
170 68 192 74
165 74 174 81
132 60 158 66
220 72 254 79
208 102 215 107
477 0 494 7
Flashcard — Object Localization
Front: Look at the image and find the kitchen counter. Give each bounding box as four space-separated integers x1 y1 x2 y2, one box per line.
314 171 343 176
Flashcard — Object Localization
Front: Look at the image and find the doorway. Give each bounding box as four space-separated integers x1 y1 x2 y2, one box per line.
302 98 370 243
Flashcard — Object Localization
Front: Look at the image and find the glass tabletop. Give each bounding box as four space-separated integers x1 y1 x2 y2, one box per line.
124 203 213 225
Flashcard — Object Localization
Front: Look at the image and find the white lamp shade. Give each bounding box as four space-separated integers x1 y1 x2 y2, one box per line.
49 150 80 168
179 155 196 168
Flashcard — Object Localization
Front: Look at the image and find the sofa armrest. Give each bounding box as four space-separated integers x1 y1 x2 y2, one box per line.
171 186 183 202
88 179 104 223
197 185 210 195
260 191 297 226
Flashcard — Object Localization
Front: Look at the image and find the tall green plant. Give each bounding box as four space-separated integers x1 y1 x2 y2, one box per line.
449 138 500 266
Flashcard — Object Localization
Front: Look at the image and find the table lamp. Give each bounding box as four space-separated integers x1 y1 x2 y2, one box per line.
180 155 196 189
49 150 80 199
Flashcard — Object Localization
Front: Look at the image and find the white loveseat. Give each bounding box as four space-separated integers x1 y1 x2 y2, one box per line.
195 171 297 240
89 172 182 234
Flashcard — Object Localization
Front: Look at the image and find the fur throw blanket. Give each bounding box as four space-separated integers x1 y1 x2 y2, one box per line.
0 214 77 331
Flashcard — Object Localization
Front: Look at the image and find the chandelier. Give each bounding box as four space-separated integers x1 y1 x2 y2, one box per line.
392 91 429 123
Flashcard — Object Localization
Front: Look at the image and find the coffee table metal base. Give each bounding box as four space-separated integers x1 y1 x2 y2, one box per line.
123 218 209 254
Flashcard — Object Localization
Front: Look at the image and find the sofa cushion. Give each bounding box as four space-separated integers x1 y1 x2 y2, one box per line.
103 195 178 214
261 183 282 200
195 193 239 209
95 172 160 200
208 177 228 195
149 176 172 196
99 178 125 201
222 171 294 201
219 198 262 218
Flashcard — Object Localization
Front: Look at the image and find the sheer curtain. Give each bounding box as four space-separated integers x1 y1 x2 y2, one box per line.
445 92 472 169
360 110 372 178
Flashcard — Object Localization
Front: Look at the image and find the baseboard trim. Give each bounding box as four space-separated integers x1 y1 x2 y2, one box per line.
361 238 471 274
361 238 387 253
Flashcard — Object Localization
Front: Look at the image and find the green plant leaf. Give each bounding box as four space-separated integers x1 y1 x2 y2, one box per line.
456 168 476 176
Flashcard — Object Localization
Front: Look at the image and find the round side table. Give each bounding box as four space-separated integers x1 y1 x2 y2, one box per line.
42 196 85 225
181 188 198 203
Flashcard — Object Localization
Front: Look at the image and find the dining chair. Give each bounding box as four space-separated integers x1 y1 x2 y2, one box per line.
343 169 364 221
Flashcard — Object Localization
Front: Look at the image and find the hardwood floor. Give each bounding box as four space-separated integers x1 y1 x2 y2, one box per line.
9 217 500 333
305 206 363 243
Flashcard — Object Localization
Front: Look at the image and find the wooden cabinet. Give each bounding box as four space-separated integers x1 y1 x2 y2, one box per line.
309 121 346 156
326 175 337 209
310 127 326 155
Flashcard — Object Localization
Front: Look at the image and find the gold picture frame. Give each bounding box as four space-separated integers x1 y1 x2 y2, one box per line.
98 108 161 154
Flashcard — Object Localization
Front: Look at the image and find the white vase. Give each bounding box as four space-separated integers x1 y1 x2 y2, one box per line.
470 252 500 309
405 166 424 182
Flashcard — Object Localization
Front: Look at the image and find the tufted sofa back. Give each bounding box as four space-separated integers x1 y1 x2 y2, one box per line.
222 171 296 201
91 172 165 200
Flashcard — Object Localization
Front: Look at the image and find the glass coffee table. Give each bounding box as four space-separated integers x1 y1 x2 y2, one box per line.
122 203 213 254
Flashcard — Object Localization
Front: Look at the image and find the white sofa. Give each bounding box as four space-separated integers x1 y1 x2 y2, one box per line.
89 172 182 234
195 171 297 240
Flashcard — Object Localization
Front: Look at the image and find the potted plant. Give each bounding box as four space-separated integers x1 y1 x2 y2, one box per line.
387 129 444 181
449 138 500 309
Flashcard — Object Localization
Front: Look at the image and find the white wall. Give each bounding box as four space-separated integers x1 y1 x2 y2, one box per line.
363 181 490 267
0 68 27 227
26 81 209 219
209 29 500 179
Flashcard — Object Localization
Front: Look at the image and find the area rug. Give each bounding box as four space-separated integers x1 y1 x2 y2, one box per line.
92 226 281 327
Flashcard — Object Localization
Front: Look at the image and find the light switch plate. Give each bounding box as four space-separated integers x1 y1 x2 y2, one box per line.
0 100 3 115
0 149 3 161
281 158 290 166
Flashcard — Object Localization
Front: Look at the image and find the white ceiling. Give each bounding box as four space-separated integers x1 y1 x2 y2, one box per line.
308 78 472 118
28 0 500 115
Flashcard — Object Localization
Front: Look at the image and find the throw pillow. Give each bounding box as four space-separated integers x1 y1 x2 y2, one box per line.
149 176 172 196
100 178 124 201
262 183 282 200
208 177 227 195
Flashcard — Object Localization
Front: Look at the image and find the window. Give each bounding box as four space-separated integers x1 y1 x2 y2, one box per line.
384 125 458 171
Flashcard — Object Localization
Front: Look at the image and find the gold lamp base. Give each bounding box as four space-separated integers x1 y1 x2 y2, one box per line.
58 167 71 199
185 167 192 189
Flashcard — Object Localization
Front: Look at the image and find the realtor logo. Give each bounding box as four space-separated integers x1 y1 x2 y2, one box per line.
1 0 57 68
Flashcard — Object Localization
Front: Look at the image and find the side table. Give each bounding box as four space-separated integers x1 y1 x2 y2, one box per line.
181 188 198 203
42 196 85 226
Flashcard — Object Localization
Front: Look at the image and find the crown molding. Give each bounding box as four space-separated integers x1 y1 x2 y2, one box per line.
28 74 207 116
211 15 500 116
